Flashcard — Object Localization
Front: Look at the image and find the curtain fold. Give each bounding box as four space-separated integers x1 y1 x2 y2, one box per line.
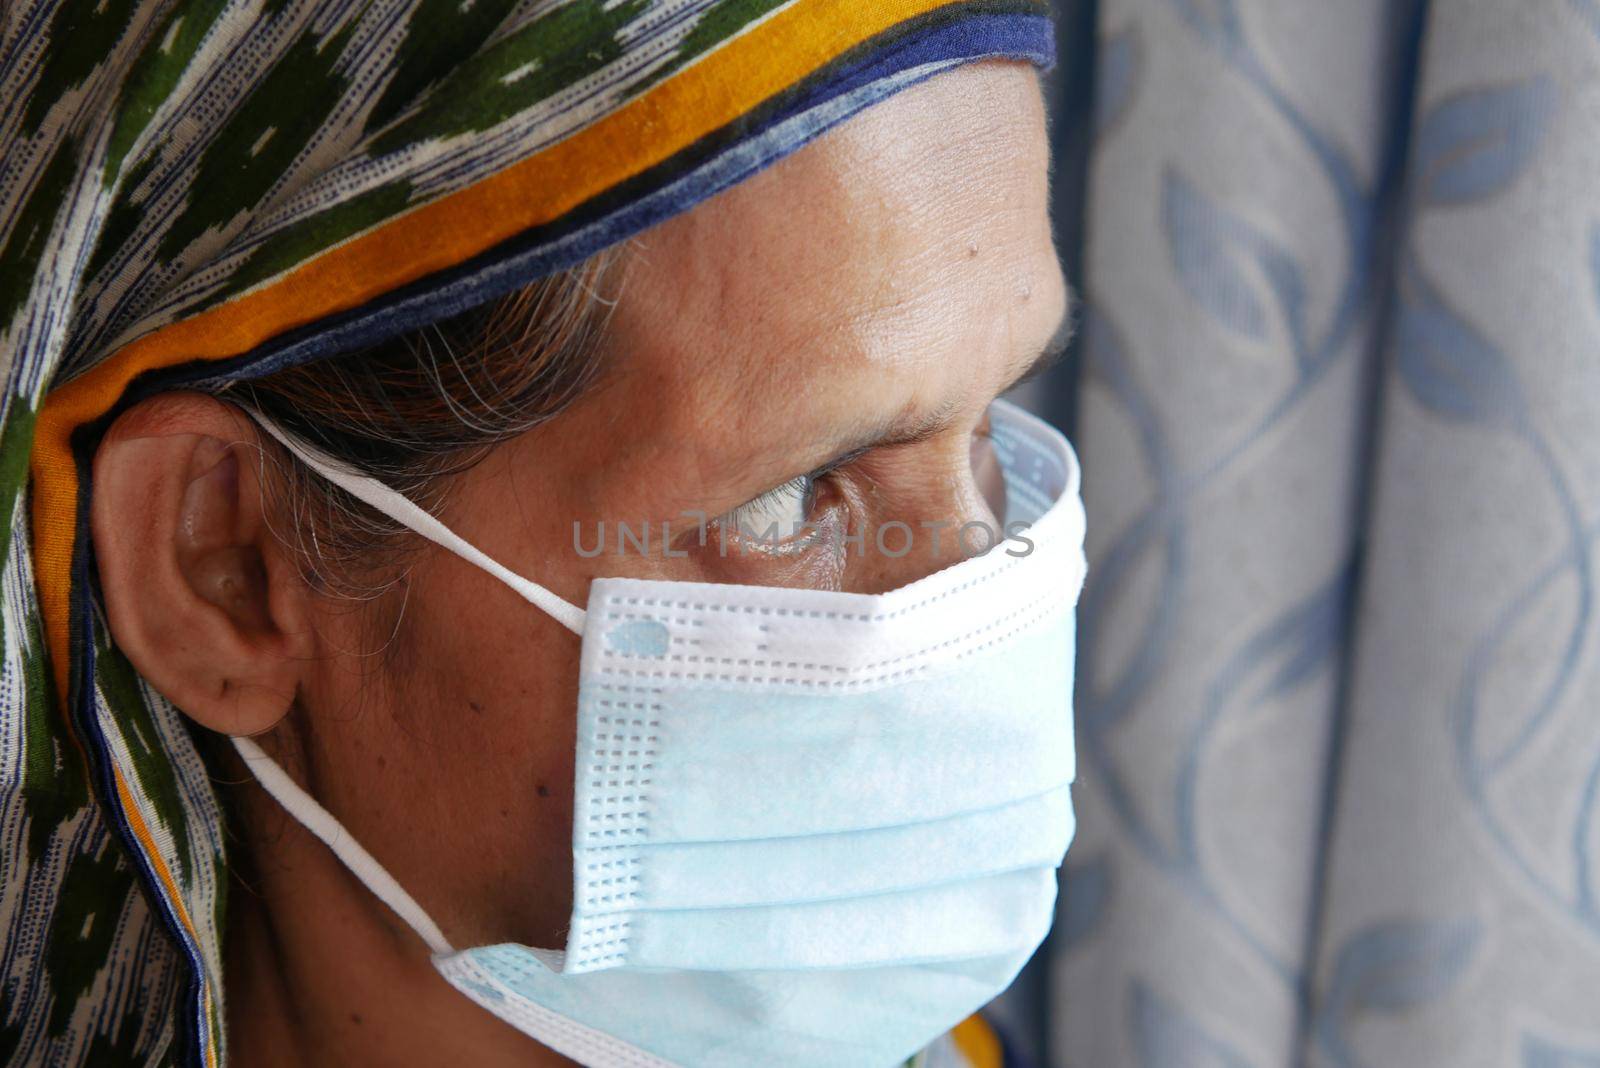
1036 1 1600 1064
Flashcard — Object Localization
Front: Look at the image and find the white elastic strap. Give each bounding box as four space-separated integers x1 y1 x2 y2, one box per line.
247 408 587 636
232 735 455 956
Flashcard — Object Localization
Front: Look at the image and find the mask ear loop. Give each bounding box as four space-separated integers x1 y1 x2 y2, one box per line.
232 735 455 955
245 407 587 635
227 407 587 956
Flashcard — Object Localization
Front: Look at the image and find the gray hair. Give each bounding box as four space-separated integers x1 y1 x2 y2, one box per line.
229 246 623 601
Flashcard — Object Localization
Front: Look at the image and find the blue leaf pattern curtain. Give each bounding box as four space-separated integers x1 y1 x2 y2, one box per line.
1021 1 1600 1064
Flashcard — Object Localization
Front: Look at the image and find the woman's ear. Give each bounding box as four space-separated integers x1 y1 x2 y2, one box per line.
91 391 316 737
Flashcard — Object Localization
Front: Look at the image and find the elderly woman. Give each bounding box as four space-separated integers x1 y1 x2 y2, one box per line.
2 3 1084 1066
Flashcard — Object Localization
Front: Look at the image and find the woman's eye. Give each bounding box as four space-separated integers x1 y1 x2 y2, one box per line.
723 475 817 541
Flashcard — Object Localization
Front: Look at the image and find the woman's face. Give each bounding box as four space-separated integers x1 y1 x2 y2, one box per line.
94 59 1068 953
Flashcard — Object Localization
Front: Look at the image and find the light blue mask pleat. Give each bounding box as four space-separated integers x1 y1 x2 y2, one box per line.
621 865 1059 970
614 785 1075 911
575 611 1077 846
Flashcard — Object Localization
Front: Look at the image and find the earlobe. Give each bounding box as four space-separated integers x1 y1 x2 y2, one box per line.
91 393 315 737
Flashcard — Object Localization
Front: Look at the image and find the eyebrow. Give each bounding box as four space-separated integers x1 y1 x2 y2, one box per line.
798 300 1076 482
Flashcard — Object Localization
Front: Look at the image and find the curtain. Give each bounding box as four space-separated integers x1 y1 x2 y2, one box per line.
1009 1 1600 1064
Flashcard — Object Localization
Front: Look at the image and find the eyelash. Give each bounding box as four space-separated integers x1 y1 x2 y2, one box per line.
723 474 817 534
720 417 996 540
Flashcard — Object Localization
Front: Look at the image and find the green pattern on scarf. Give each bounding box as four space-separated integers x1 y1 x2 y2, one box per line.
101 0 232 184
366 0 650 157
156 22 360 263
95 634 196 888
22 0 142 136
0 136 80 331
46 842 137 1035
364 0 523 136
206 179 417 308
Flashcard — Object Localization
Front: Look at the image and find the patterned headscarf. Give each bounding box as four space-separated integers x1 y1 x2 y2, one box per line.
0 2 1054 1064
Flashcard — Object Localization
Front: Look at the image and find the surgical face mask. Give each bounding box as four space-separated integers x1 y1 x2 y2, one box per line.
234 398 1086 1068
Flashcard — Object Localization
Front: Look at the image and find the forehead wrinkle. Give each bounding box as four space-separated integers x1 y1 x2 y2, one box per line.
611 240 1062 522
654 256 1053 518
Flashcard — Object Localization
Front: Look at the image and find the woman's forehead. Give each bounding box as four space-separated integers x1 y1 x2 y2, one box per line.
588 61 1063 483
